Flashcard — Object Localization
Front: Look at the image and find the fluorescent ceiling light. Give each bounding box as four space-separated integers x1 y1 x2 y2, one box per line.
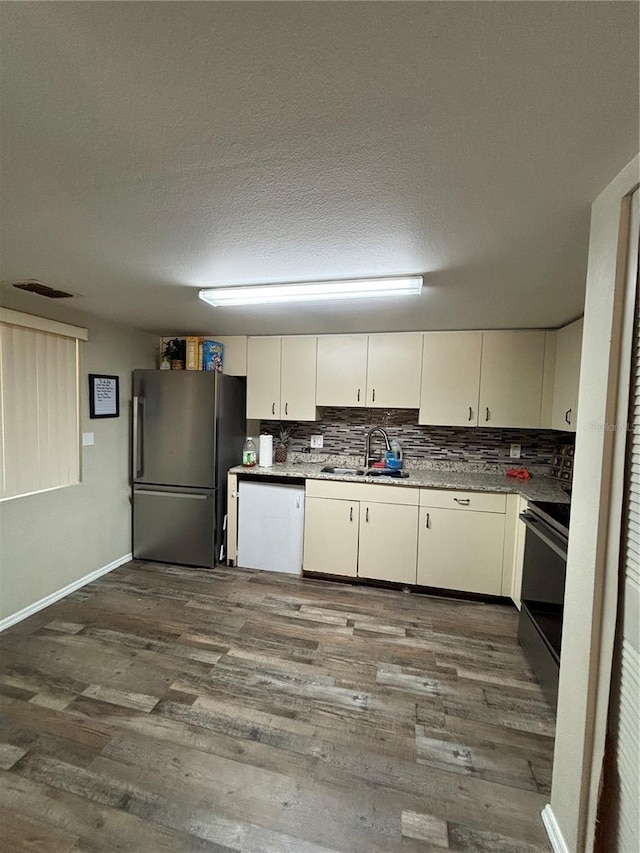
198 275 423 307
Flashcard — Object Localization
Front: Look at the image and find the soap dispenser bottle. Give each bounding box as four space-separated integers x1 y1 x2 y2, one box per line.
385 439 403 470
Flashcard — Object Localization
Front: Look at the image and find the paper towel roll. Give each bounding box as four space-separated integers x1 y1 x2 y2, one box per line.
259 434 273 467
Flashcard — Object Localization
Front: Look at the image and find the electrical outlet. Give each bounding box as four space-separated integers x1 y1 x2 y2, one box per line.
510 443 522 459
310 434 324 449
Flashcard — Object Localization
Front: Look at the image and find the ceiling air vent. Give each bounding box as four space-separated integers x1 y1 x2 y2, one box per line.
12 280 73 299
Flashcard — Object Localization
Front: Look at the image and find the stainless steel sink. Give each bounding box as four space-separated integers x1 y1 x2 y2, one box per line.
320 465 409 478
364 469 410 478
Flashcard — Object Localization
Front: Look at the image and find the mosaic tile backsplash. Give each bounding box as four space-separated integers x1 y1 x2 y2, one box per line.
260 407 574 466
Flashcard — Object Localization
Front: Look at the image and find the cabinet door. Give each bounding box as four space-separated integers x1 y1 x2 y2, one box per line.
357 502 418 584
212 336 247 376
510 497 528 609
303 497 359 576
551 318 583 431
366 334 423 408
417 506 505 595
316 335 368 407
281 337 317 421
479 331 546 428
419 332 482 426
247 337 281 420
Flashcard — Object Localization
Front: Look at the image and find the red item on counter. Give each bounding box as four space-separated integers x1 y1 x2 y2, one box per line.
506 467 531 480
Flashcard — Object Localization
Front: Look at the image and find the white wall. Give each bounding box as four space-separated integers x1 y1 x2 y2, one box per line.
0 291 156 623
550 155 639 851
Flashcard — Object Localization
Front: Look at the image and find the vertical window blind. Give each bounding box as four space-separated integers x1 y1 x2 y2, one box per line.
600 188 640 852
614 192 640 852
0 309 87 501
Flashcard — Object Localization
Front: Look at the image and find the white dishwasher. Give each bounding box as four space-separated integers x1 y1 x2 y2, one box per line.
237 481 305 574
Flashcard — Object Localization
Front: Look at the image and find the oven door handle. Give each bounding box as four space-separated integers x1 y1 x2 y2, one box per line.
520 512 568 560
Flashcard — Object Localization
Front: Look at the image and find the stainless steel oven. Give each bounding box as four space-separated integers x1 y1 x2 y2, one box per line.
518 500 570 711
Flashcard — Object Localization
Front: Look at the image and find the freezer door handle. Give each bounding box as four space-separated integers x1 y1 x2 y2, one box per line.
133 396 144 478
133 489 208 500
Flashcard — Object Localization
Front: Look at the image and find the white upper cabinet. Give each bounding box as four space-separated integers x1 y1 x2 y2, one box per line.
316 335 368 407
247 336 317 421
281 336 317 421
247 336 281 420
211 336 247 376
551 318 583 431
317 333 421 409
248 328 558 427
478 331 547 428
366 334 423 408
419 332 482 426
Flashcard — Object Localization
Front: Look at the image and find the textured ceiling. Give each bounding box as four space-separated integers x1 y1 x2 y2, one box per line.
0 2 638 336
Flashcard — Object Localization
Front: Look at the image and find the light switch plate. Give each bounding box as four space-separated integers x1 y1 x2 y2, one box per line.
510 443 521 459
310 434 324 448
82 432 95 447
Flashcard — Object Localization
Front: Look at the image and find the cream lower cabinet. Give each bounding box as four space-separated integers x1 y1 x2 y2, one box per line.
303 496 359 577
303 480 418 583
417 489 507 595
509 495 529 609
357 501 418 583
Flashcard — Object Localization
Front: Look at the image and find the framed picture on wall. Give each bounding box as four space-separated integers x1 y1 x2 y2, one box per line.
88 374 119 419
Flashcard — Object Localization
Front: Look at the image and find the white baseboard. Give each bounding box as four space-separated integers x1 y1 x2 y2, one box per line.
0 553 132 632
542 805 570 853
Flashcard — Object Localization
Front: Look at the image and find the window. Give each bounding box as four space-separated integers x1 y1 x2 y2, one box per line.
0 309 88 500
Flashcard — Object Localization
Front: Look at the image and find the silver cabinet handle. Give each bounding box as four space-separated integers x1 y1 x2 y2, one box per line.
485 407 490 422
357 388 361 402
366 507 369 522
565 408 572 425
350 506 353 522
454 498 470 505
272 402 276 416
425 512 430 529
285 402 288 416
468 406 473 422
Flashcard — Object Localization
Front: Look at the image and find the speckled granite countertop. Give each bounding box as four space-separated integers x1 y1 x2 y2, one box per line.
228 454 570 504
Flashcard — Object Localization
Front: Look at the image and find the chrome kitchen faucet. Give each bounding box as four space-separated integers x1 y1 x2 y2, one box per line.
365 427 391 468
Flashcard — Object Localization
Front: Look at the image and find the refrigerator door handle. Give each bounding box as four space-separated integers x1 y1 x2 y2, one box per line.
133 396 145 478
133 489 209 500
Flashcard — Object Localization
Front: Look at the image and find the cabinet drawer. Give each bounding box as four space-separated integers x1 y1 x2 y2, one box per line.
306 478 419 506
419 488 506 514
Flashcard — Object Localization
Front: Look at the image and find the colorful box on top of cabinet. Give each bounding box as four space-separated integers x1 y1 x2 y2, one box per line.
185 336 202 370
203 340 224 372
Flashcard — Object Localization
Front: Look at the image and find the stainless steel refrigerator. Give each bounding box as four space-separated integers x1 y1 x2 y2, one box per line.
132 370 246 568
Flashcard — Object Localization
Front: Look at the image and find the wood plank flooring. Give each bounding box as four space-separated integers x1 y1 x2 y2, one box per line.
0 562 554 852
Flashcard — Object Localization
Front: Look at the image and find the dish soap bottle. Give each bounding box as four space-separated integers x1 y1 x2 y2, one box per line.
242 437 257 467
391 438 402 471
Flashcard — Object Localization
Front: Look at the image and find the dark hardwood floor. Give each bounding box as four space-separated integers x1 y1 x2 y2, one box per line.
0 562 554 852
